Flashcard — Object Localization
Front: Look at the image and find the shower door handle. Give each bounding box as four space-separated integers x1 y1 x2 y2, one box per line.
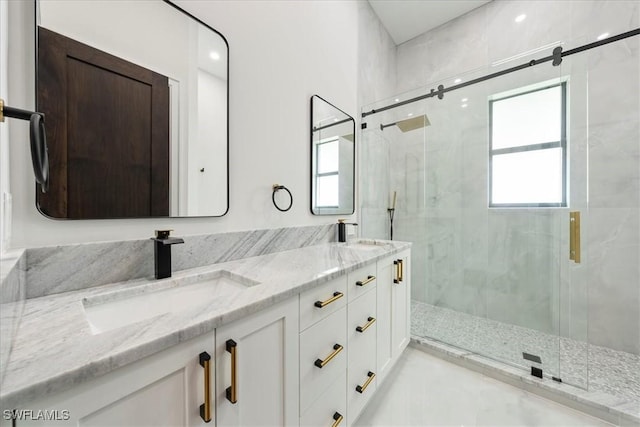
569 212 581 264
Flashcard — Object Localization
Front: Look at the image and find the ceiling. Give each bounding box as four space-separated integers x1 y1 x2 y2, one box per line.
368 0 492 45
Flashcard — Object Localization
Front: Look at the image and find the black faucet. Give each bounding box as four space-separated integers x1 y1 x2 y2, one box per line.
338 219 358 243
151 230 184 279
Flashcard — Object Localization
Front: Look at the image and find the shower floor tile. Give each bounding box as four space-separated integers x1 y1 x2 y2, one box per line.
411 300 640 419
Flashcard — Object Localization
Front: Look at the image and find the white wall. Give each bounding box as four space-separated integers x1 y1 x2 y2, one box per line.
5 0 358 248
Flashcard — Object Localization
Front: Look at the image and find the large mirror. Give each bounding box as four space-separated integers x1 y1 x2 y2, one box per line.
310 95 355 215
35 0 228 219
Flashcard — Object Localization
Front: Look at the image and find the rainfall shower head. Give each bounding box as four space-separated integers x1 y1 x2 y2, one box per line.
380 114 430 132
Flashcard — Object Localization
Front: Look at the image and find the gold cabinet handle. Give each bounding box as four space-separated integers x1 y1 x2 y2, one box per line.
356 316 376 333
225 339 238 404
314 291 344 308
331 412 344 427
356 371 376 393
569 211 581 264
393 259 401 283
314 344 343 368
356 275 375 286
399 259 404 282
199 352 213 423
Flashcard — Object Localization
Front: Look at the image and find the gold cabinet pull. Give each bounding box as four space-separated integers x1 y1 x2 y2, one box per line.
314 344 343 368
356 275 375 286
356 316 376 333
399 259 404 282
225 339 238 404
331 412 344 427
199 352 213 423
314 291 344 308
569 211 581 264
393 259 403 283
356 371 376 393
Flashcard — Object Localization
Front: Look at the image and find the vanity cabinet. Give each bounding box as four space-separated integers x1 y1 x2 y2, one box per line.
13 332 214 427
8 247 411 427
298 250 411 427
12 298 298 427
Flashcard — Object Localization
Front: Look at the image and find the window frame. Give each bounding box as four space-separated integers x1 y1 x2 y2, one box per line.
313 137 340 209
488 81 568 208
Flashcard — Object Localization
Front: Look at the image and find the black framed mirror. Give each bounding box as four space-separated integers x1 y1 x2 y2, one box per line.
310 95 355 215
35 0 228 219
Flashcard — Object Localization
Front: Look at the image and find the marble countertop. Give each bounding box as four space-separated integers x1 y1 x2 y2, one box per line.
0 240 410 408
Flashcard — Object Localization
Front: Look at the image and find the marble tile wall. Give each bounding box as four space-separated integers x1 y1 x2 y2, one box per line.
22 224 337 299
360 0 639 354
357 1 397 241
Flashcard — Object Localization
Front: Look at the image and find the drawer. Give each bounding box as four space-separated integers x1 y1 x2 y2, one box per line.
347 263 377 302
347 287 377 361
300 374 347 427
347 365 377 426
300 275 347 331
300 306 347 415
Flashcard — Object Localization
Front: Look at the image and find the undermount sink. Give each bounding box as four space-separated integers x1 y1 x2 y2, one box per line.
83 270 258 334
348 239 391 249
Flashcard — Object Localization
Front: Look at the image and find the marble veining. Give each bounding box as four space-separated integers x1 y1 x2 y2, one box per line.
0 250 26 387
0 240 410 409
25 224 336 299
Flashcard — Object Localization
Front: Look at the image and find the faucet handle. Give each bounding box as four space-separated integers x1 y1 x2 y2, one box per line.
155 229 174 239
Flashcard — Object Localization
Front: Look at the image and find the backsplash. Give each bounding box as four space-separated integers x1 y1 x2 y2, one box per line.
23 224 337 299
0 251 26 386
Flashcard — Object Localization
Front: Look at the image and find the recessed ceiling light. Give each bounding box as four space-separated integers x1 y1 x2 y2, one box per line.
209 51 220 60
408 113 413 117
333 118 339 122
461 104 468 108
395 98 400 102
515 14 526 23
461 98 468 102
597 32 610 41
454 78 462 84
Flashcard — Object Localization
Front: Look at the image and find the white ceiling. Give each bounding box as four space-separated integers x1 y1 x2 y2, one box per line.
368 0 492 45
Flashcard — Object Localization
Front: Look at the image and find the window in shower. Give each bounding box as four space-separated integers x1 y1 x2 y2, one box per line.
489 82 567 207
315 137 340 208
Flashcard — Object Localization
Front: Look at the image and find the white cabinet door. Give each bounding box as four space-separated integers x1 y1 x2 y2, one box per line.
14 333 214 427
215 297 299 427
376 255 394 383
392 251 410 358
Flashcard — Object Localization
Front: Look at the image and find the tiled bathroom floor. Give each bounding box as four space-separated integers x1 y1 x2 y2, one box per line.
411 301 640 418
355 346 612 426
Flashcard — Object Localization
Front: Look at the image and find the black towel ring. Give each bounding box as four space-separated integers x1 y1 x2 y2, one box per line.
272 184 293 212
